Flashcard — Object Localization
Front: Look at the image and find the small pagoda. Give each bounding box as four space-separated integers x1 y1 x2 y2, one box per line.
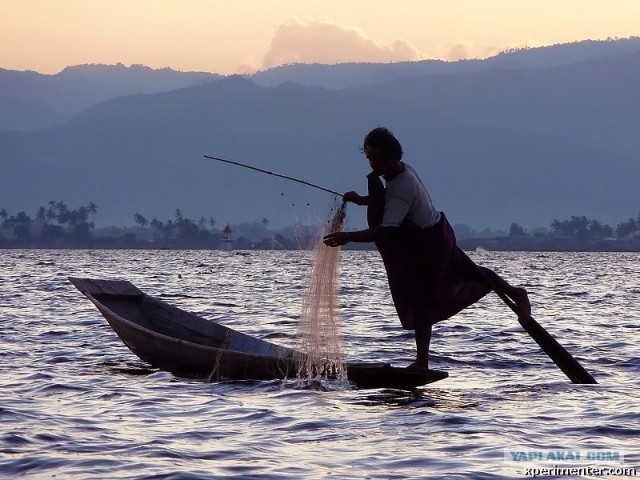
220 223 234 250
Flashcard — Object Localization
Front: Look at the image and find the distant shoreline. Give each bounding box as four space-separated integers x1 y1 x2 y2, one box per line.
458 237 640 253
2 239 640 253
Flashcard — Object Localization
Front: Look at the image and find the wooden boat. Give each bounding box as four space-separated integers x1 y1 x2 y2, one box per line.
69 277 447 389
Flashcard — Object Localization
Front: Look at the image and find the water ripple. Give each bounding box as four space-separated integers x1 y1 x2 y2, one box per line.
0 249 638 478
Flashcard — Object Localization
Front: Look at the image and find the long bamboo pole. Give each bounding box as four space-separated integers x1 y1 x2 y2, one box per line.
203 155 341 196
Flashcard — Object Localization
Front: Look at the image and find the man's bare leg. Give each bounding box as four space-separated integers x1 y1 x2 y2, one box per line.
408 324 432 371
480 267 531 321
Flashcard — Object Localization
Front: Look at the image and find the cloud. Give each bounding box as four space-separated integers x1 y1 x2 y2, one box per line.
437 40 475 61
254 17 549 71
261 17 423 69
438 38 549 61
236 54 262 74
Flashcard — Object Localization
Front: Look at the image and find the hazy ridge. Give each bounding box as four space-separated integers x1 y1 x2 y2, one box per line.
1 38 639 232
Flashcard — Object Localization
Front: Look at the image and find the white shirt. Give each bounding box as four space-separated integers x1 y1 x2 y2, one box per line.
381 163 440 228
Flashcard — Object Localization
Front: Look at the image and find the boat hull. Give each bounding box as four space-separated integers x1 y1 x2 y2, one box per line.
70 277 448 389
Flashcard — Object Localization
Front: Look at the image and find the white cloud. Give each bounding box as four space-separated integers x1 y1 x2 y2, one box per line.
236 54 262 74
437 40 475 61
261 17 424 68
438 38 550 61
255 17 550 71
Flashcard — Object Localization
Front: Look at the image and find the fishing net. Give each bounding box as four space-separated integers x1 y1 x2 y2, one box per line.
295 200 348 384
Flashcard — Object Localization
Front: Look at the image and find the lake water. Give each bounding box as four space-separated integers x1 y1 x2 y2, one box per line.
1 249 639 479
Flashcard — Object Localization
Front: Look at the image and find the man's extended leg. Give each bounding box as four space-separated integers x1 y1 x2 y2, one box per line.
480 267 531 321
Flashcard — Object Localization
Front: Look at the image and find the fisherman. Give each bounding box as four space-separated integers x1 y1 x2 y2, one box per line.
323 127 531 372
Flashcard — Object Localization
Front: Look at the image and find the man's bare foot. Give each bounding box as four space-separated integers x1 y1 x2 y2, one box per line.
510 287 531 322
406 361 429 373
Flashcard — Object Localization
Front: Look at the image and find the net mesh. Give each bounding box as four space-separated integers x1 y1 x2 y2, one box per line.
295 201 348 383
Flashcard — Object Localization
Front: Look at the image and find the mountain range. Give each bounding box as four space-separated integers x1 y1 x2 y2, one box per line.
1 38 639 233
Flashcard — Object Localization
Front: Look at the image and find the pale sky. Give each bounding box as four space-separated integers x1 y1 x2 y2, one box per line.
1 0 639 75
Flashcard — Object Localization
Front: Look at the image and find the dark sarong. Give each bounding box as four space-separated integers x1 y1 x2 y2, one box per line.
367 172 491 329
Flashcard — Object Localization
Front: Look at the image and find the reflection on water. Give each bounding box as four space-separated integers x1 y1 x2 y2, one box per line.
0 249 639 478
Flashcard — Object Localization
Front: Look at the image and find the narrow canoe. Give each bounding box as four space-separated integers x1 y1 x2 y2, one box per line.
69 277 447 389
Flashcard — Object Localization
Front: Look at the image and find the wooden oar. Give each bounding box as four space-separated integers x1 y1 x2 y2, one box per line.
459 250 598 384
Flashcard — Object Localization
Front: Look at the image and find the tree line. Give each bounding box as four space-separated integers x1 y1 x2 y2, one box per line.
0 201 288 249
1 201 640 249
1 201 98 245
509 214 640 240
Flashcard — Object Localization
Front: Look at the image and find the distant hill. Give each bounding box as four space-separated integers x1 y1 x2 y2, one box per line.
2 37 639 132
251 37 640 88
1 38 639 232
351 50 640 156
0 63 219 131
0 71 637 232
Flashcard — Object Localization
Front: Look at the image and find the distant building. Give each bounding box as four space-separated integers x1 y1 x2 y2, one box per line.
220 223 234 250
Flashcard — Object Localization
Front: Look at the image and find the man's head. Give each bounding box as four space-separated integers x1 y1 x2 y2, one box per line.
362 127 403 175
362 127 403 161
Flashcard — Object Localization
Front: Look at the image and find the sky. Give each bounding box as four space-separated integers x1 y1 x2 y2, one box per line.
1 0 639 75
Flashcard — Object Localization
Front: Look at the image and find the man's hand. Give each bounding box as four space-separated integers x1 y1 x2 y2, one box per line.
343 191 368 206
323 231 351 247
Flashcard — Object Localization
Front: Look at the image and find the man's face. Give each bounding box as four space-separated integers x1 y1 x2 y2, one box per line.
364 145 389 175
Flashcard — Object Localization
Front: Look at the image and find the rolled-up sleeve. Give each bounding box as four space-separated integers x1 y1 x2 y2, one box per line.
381 194 411 227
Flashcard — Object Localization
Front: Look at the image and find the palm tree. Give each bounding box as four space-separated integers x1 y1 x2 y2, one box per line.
78 206 93 231
55 201 69 227
86 202 98 225
134 213 149 229
163 220 175 239
1 213 12 230
66 206 91 241
46 201 57 223
78 206 89 223
13 212 33 241
550 219 563 236
36 206 47 223
150 219 163 241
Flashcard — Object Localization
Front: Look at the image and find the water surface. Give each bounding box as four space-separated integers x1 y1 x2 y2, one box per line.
1 249 638 478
